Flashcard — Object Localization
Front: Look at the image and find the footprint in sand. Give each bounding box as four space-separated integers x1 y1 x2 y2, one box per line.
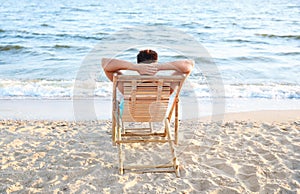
237 165 260 192
207 158 236 177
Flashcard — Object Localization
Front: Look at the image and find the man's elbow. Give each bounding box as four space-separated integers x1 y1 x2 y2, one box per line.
182 60 194 73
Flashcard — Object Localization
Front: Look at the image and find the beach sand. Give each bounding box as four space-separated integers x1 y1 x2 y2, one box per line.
0 110 299 193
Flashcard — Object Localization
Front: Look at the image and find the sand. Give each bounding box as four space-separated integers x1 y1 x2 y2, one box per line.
0 110 299 193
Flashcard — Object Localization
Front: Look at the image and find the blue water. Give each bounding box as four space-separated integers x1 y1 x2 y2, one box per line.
0 0 299 99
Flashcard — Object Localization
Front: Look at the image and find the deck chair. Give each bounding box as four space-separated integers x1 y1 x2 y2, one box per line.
111 74 188 177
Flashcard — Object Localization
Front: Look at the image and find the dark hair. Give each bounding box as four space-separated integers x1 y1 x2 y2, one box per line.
137 49 158 63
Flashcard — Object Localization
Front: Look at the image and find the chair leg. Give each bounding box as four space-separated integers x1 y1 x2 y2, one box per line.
121 121 125 134
175 159 180 177
163 119 169 137
117 117 124 174
112 100 121 146
112 115 117 146
165 119 180 177
118 143 124 175
175 98 179 145
149 122 153 133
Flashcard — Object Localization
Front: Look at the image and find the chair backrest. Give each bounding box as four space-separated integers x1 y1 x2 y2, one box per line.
114 75 186 122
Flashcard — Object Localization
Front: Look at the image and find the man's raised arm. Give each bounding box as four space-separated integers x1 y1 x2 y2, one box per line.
102 58 134 81
101 58 158 81
157 60 194 74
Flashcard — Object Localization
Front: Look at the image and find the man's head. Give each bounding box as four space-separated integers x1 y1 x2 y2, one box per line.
137 49 158 64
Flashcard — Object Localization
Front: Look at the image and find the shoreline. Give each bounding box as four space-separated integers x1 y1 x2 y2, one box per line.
1 98 300 121
1 109 299 123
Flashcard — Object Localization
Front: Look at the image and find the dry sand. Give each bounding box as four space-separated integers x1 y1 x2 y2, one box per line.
0 110 299 193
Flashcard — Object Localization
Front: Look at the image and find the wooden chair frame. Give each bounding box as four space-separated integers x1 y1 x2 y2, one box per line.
111 74 187 177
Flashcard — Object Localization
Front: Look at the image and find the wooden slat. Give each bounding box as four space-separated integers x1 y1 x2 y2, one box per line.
123 112 167 117
122 113 167 117
124 102 169 107
122 116 166 121
123 109 168 113
124 128 152 131
124 92 170 96
122 116 165 122
123 99 169 104
138 101 168 105
123 132 166 137
124 89 170 95
124 163 173 170
124 96 170 101
125 90 170 94
117 74 185 81
123 108 168 112
122 113 167 119
116 139 169 143
123 108 167 112
123 104 168 110
124 82 171 87
122 114 166 118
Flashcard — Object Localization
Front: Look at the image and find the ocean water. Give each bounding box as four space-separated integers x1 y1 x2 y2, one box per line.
0 0 299 101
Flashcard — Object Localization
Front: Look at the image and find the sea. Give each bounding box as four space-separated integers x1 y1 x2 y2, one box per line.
0 0 299 119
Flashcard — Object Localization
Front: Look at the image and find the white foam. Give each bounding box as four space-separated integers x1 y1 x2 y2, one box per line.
0 79 299 100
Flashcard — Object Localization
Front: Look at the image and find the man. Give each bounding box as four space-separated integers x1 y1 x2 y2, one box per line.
102 49 194 93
